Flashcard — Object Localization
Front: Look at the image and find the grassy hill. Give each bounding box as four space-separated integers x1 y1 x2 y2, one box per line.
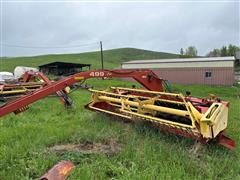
0 48 179 72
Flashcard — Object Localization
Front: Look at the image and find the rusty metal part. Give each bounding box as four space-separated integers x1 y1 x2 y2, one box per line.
39 160 75 180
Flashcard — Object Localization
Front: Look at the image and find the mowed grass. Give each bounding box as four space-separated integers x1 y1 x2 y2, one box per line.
0 79 239 179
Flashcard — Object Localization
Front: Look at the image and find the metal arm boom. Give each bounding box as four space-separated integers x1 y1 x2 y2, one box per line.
0 69 163 117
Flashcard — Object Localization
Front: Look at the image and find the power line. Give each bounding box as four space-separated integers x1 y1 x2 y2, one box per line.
0 42 98 49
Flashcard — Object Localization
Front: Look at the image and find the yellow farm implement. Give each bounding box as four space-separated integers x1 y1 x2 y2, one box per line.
0 82 44 99
87 87 234 149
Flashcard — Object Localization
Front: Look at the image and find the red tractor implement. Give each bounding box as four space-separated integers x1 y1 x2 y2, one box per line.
0 69 235 149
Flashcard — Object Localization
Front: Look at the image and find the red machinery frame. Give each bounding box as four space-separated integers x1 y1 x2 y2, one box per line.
0 69 163 117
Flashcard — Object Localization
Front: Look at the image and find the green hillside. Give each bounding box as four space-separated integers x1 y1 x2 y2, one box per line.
0 48 179 71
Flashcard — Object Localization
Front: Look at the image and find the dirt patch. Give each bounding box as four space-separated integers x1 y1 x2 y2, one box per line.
48 140 122 156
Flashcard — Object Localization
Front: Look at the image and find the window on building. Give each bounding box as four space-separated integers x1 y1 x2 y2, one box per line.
205 71 212 78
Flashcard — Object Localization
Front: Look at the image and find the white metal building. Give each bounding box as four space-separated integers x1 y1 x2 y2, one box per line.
121 56 235 86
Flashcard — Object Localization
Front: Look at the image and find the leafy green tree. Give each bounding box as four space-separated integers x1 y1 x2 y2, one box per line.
228 44 240 56
206 44 240 57
220 46 228 56
207 49 221 57
185 46 198 57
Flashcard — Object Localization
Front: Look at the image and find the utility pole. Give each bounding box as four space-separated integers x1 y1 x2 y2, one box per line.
100 41 104 70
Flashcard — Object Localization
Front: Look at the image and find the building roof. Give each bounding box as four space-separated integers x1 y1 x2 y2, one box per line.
39 61 91 68
122 56 235 64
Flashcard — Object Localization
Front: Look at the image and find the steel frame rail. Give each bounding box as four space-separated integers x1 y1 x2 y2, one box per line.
0 69 163 117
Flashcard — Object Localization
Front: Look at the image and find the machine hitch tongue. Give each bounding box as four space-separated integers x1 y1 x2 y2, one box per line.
39 160 75 180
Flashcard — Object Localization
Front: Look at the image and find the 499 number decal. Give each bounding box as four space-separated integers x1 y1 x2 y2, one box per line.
89 72 105 77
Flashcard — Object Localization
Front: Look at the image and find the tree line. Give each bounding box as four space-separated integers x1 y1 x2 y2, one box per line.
179 44 240 57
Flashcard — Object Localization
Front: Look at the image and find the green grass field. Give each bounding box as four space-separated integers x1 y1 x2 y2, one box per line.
0 49 239 179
